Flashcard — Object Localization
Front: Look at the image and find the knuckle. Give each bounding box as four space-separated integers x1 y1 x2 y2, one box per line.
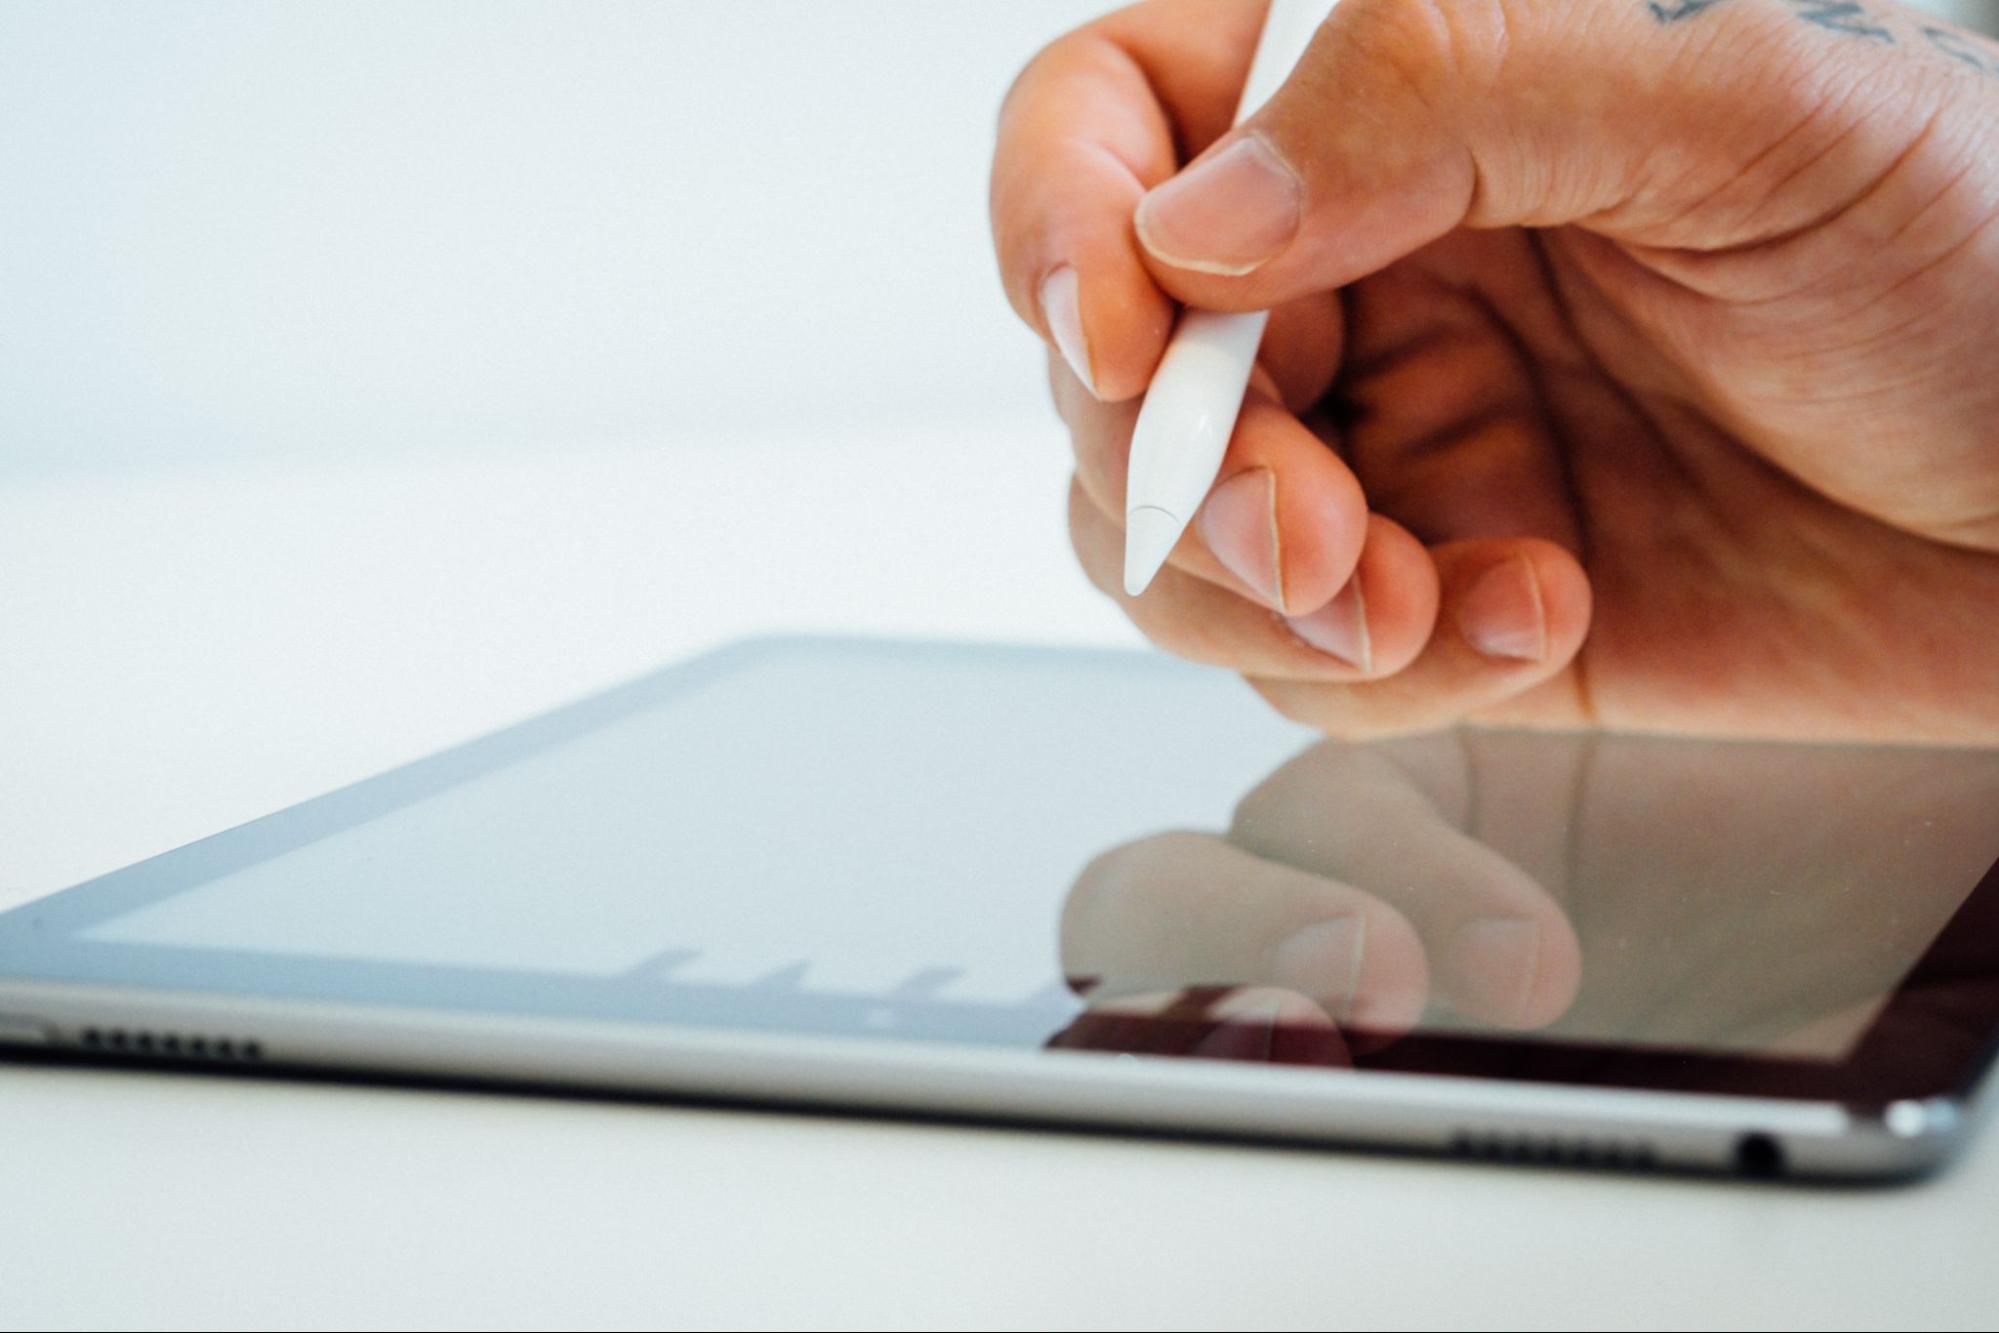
1331 0 1514 108
1128 597 1271 674
1126 609 1223 669
1245 675 1332 729
1063 831 1212 957
998 27 1084 127
1233 747 1382 836
1245 675 1409 741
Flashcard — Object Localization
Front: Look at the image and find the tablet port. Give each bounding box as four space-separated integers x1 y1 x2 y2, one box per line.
1734 1132 1786 1178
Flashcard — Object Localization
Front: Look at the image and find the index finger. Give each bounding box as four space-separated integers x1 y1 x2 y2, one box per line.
990 0 1268 401
1230 742 1584 1029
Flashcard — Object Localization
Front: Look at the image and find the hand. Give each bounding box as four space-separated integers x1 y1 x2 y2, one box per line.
992 0 1999 740
1049 729 1999 1063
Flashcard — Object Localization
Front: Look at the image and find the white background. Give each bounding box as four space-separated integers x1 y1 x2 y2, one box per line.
0 0 1090 476
5 0 1992 478
5 3 1999 1328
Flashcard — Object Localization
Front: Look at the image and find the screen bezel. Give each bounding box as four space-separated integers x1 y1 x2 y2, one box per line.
3 636 1996 1108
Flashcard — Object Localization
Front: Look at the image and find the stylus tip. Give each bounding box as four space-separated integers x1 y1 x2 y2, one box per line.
1123 506 1184 598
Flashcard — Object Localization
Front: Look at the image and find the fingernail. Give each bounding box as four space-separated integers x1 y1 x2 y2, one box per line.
1271 916 1367 1024
1135 134 1303 276
1447 917 1542 1026
1197 468 1283 609
1287 578 1372 672
1039 265 1097 398
1457 556 1548 662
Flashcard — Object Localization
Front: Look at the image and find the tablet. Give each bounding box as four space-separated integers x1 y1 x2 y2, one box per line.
3 637 1997 1180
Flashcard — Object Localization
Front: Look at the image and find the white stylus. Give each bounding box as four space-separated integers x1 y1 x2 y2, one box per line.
1123 0 1333 597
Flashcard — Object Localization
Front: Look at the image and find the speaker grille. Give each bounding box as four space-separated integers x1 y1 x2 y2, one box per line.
77 1026 264 1063
1448 1129 1656 1170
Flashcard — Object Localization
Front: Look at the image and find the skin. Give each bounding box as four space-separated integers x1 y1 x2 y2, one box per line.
1050 731 1999 1061
990 0 1999 741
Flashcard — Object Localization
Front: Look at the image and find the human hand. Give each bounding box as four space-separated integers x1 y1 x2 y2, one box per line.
992 0 1999 740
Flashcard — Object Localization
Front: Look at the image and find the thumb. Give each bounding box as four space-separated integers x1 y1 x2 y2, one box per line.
1132 0 1952 307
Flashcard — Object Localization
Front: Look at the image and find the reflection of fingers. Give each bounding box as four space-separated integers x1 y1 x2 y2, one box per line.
1071 481 1440 681
1244 536 1594 735
1195 987 1347 1065
1047 986 1351 1067
1764 997 1884 1060
1231 746 1582 1029
1059 379 1367 615
1048 987 1225 1059
1061 830 1428 1032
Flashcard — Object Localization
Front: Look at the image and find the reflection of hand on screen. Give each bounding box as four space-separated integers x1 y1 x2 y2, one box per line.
1049 733 1583 1062
1049 730 1999 1065
1562 735 1999 1056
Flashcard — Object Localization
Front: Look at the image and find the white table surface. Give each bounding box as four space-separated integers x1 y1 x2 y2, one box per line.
3 433 1997 1331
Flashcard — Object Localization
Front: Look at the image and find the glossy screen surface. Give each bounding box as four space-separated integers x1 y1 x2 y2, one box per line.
6 640 1998 1096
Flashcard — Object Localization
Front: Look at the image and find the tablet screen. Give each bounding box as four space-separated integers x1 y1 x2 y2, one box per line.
8 639 1999 1098
82 642 1308 1012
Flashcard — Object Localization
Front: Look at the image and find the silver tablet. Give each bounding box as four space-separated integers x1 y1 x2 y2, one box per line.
3 637 1996 1181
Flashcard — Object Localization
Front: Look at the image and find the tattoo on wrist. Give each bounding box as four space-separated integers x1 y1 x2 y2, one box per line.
1649 0 1890 39
1648 0 1731 19
1645 0 1999 79
1924 23 1999 75
1791 2 1893 42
